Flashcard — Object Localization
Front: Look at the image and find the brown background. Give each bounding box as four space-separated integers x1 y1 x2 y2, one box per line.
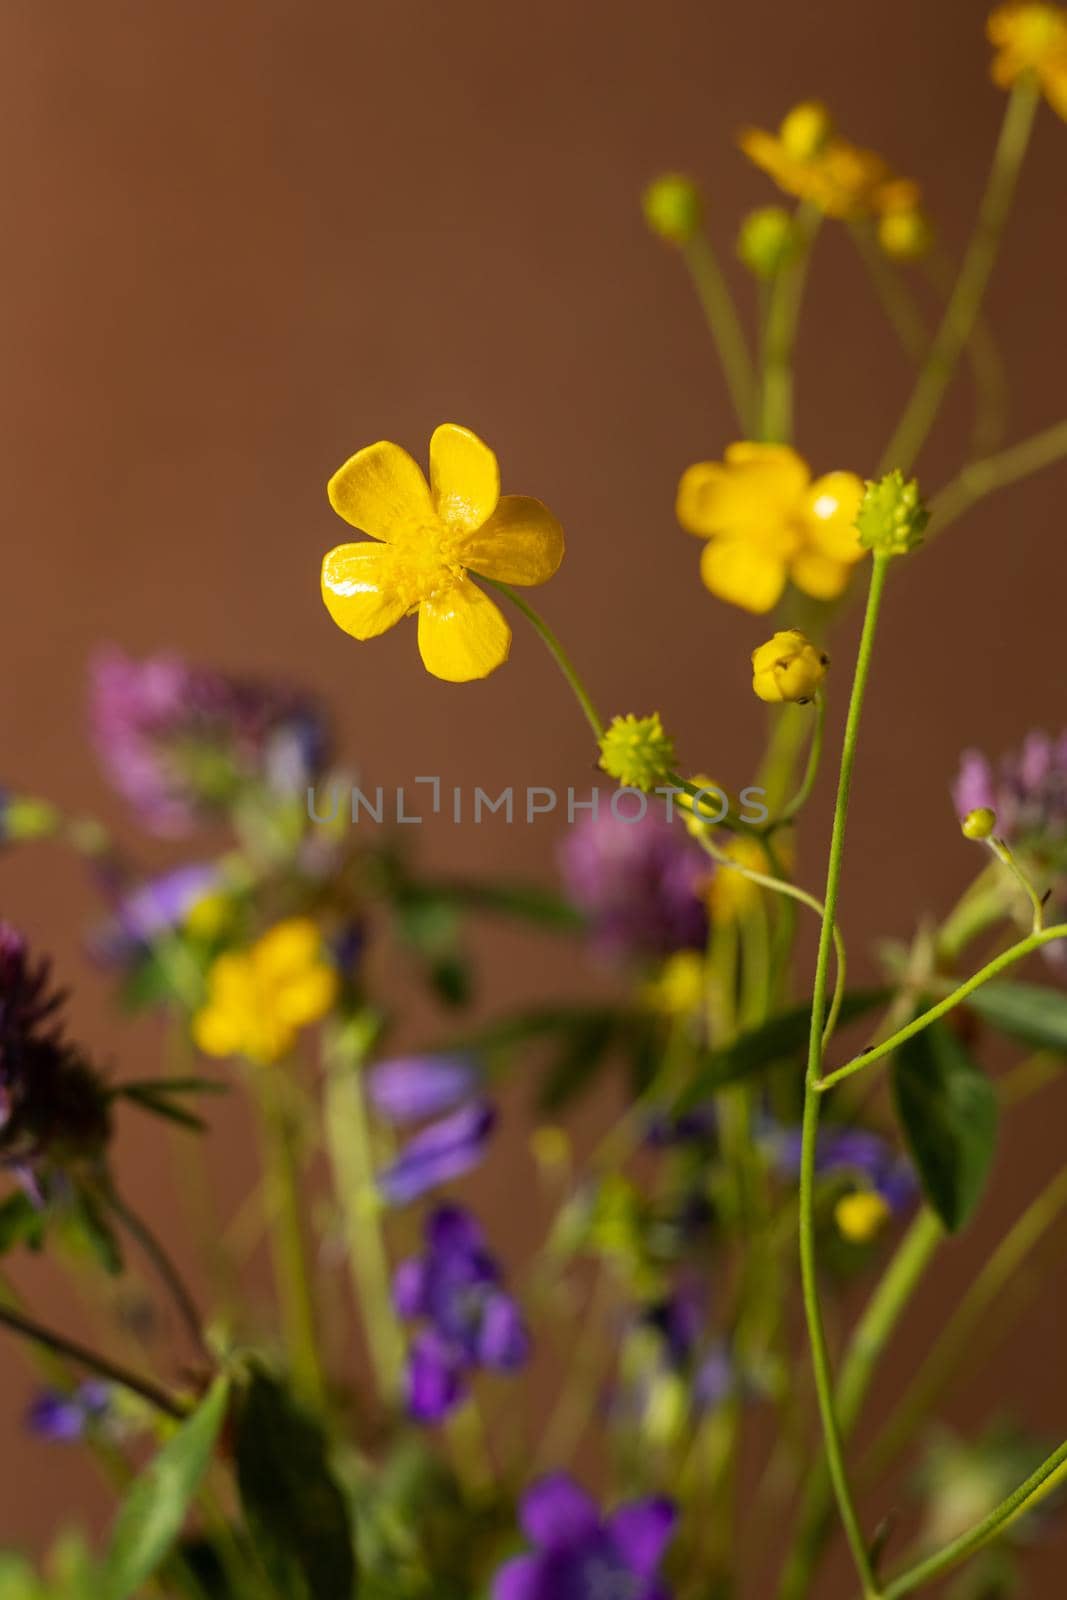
0 0 1065 1591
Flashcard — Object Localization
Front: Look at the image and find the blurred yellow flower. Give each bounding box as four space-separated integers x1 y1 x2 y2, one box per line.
677 774 729 837
739 103 891 218
677 443 866 612
708 835 772 924
988 4 1067 117
835 1190 891 1243
642 951 707 1016
193 917 338 1065
322 424 564 683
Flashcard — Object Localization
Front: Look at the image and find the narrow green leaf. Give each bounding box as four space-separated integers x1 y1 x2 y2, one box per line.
0 1192 46 1255
964 980 1067 1053
235 1370 357 1600
892 1021 998 1232
101 1376 230 1600
674 988 891 1110
537 1012 622 1112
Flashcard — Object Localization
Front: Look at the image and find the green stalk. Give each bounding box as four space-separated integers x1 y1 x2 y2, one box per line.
779 1210 943 1599
767 693 826 831
927 417 1067 542
760 203 821 443
682 231 760 433
879 81 1040 476
322 1017 405 1403
799 550 892 1598
482 579 604 740
0 1299 187 1419
817 920 1067 1092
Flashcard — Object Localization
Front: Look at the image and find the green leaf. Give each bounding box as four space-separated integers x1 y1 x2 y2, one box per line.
444 1005 630 1060
0 1192 46 1255
100 1376 230 1600
537 1011 622 1112
892 1021 998 1232
416 878 585 930
963 980 1067 1053
235 1369 357 1600
674 989 891 1110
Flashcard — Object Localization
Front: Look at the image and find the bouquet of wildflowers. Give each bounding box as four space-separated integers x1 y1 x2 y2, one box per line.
5 8 1067 1598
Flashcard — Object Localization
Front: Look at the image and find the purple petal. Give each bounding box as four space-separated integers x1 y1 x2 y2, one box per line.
477 1290 530 1372
406 1330 467 1424
392 1257 427 1319
426 1203 485 1256
520 1474 599 1552
378 1101 496 1206
366 1055 481 1125
25 1392 88 1442
491 1555 551 1600
952 750 997 821
608 1498 677 1577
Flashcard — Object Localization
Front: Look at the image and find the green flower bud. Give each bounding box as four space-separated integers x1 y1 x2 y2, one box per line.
642 174 702 245
2 796 61 842
855 469 929 556
961 807 997 841
736 206 796 279
598 713 676 793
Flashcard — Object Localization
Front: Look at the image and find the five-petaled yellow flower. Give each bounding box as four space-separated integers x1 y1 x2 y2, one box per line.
677 443 866 613
321 424 564 682
193 917 338 1065
739 102 892 219
988 4 1067 117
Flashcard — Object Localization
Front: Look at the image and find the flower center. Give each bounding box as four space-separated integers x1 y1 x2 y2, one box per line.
389 524 468 611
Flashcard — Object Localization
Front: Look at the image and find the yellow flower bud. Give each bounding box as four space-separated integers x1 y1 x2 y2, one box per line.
835 1190 891 1243
778 101 833 161
962 807 998 841
878 208 932 260
598 713 676 793
751 630 828 704
642 173 703 244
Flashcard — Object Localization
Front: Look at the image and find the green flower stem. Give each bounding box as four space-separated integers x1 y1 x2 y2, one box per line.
925 247 1008 458
879 80 1040 476
864 1163 1067 1485
926 417 1067 541
681 231 760 433
696 832 848 1048
879 1435 1067 1599
760 202 821 443
0 1298 187 1420
778 1209 943 1600
322 1017 405 1403
799 550 892 1599
989 836 1045 931
248 1061 327 1411
757 697 820 814
817 920 1067 1093
767 692 826 831
105 1187 209 1360
483 579 604 740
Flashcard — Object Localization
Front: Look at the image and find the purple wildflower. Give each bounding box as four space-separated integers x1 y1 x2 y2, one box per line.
953 732 1067 852
367 1055 481 1125
0 925 110 1188
768 1123 915 1213
493 1475 676 1600
395 1206 529 1423
25 1380 111 1442
89 646 331 836
560 810 709 963
95 862 223 962
378 1100 495 1206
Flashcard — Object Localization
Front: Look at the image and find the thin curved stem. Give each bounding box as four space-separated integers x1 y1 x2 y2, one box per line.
483 579 604 740
817 920 1067 1092
926 417 1067 541
682 232 759 433
767 694 826 831
800 551 892 1598
0 1301 187 1420
879 80 1040 476
107 1188 209 1359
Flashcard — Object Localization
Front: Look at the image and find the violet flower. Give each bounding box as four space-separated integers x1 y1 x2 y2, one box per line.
768 1122 915 1212
560 809 708 963
493 1475 676 1600
89 646 331 836
25 1381 111 1443
95 862 223 963
953 731 1067 855
366 1054 481 1125
394 1206 529 1423
376 1084 495 1206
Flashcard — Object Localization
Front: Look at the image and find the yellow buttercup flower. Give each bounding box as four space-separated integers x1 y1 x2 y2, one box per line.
677 443 866 613
642 951 707 1016
193 917 338 1065
739 104 891 219
835 1190 891 1243
751 630 828 704
988 4 1067 118
321 424 564 683
708 835 772 924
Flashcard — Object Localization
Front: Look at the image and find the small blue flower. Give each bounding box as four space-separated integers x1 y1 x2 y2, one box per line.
394 1205 529 1424
767 1122 915 1212
493 1475 676 1600
378 1100 495 1206
26 1381 111 1442
367 1054 482 1125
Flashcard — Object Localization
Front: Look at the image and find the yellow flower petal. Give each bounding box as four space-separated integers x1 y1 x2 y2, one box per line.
790 549 852 601
460 495 564 585
679 444 809 539
254 918 323 982
321 543 410 640
193 1005 242 1059
276 966 339 1027
417 578 512 682
699 539 787 613
429 424 500 532
327 440 436 542
801 471 866 563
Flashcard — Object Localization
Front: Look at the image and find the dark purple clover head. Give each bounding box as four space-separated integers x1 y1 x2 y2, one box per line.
953 731 1067 857
560 809 708 963
493 1476 676 1600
